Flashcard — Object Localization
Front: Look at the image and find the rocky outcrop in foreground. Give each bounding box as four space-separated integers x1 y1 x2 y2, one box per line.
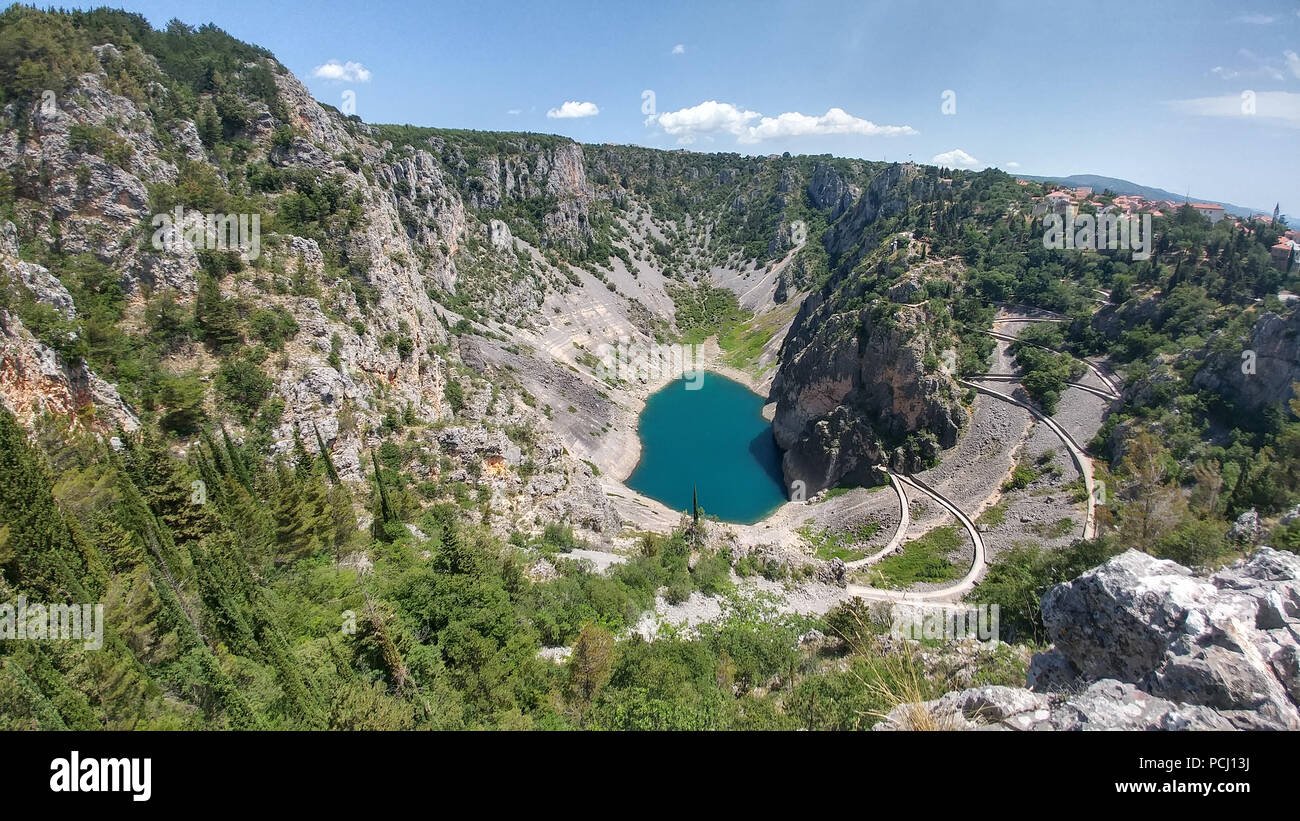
876 547 1300 730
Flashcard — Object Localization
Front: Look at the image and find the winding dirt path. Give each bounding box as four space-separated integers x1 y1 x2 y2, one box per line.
844 472 988 603
845 470 910 569
968 373 1118 400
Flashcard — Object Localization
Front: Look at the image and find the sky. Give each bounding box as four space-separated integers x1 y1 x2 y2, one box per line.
66 0 1300 215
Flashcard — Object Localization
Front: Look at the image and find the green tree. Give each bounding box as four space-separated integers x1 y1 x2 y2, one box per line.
567 622 614 726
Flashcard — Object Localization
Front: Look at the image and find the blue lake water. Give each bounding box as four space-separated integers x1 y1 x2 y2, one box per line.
625 372 787 524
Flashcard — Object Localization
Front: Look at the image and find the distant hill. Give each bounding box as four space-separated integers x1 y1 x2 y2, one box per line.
1015 174 1276 220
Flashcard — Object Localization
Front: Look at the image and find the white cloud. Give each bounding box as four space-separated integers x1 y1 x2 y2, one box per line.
652 100 761 143
738 107 917 143
931 148 983 169
506 109 522 115
1287 50 1300 79
1210 49 1291 81
649 101 914 144
1004 161 1021 169
546 101 600 119
672 44 686 55
312 60 371 83
1167 91 1300 127
1232 14 1275 24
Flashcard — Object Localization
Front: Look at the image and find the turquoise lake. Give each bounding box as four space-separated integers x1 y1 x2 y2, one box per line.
625 372 788 524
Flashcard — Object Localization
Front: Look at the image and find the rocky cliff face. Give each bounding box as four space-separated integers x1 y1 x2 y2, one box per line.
877 547 1300 730
770 218 967 494
806 162 858 222
0 30 625 540
767 162 969 496
771 300 964 494
823 162 934 264
1192 309 1300 417
0 223 138 433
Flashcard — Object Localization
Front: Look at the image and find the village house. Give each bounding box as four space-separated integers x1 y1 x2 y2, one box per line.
1190 202 1226 223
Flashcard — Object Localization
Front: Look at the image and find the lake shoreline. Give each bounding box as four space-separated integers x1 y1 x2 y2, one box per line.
622 367 787 524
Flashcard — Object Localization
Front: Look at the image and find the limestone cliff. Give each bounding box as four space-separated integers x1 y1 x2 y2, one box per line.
1192 309 1300 417
877 548 1300 731
769 165 967 495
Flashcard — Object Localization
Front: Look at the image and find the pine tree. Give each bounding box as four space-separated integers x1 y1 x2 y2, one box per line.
129 428 213 548
194 273 242 351
95 511 146 572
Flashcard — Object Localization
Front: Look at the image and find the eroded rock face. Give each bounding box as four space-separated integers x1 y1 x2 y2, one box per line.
1040 548 1300 729
806 163 857 222
1192 310 1300 417
0 225 138 433
878 548 1300 730
0 41 619 541
770 301 965 495
875 679 1238 731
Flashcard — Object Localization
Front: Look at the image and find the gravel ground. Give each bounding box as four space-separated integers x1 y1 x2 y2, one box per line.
1053 384 1109 451
563 548 630 573
913 392 1032 527
630 573 859 640
978 420 1087 563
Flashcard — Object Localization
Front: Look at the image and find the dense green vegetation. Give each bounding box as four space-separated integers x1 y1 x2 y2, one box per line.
667 281 751 343
1011 325 1087 413
0 407 1031 729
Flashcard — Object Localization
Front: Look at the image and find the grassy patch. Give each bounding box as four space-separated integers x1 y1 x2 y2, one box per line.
864 526 964 589
977 501 1008 528
818 485 859 502
1033 517 1076 539
718 301 798 373
798 520 883 562
668 282 750 344
1001 462 1040 492
1061 477 1088 504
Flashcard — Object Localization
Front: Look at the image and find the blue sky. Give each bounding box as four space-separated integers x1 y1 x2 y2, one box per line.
71 0 1300 215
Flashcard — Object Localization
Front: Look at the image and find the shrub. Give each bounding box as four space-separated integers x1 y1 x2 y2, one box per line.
444 379 466 413
214 355 273 422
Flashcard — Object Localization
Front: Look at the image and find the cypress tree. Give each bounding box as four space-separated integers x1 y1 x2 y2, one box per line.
291 425 313 480
313 423 340 485
272 461 314 561
370 451 395 542
220 425 254 491
0 408 90 599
